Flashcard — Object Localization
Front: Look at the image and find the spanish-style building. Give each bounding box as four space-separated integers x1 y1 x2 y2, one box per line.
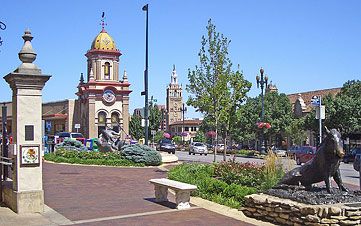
0 20 132 140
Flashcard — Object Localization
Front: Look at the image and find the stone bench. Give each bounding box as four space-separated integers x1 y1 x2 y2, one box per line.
149 178 197 210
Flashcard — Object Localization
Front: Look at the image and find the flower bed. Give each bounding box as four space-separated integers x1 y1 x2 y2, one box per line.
168 159 284 209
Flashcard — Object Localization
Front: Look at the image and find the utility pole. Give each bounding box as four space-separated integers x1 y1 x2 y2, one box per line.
142 4 149 145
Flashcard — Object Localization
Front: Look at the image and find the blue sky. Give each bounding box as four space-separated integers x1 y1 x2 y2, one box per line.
0 0 360 118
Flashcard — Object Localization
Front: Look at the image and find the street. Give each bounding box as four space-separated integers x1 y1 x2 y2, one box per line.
174 150 361 189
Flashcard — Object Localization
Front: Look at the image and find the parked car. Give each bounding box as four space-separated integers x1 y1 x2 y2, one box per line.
157 139 176 154
189 142 208 155
206 143 214 150
343 147 361 164
353 154 361 171
216 144 225 151
55 132 85 144
287 145 300 159
295 146 317 165
273 148 287 157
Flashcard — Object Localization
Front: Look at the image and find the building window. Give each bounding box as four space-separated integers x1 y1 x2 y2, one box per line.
111 112 120 133
185 127 189 131
98 111 107 136
104 62 111 80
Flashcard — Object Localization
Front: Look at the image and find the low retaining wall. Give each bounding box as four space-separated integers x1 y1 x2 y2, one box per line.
242 194 361 225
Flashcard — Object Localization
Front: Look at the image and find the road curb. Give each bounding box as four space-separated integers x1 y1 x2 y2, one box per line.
189 196 275 226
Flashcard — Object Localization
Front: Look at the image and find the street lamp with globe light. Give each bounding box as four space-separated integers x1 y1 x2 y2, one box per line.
256 67 268 154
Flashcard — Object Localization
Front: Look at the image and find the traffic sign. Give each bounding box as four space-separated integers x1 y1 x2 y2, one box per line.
151 130 156 135
316 105 325 120
311 96 320 106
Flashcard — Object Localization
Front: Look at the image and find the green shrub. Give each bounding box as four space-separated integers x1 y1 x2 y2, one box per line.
199 177 228 195
44 150 145 167
168 163 259 209
214 161 265 187
261 151 285 190
237 149 256 156
121 144 162 166
55 138 88 152
222 183 257 205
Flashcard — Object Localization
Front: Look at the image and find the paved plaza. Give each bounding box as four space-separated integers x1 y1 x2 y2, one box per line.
0 162 272 226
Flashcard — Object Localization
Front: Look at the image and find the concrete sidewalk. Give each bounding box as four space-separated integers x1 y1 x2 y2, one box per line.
1 162 272 226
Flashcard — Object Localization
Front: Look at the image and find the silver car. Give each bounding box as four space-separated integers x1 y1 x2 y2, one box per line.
189 142 208 155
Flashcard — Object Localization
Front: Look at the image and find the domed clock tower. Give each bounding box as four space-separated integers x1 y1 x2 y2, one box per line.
166 65 182 130
76 21 131 139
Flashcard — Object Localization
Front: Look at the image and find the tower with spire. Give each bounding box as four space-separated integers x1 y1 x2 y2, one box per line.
75 13 131 139
166 65 183 130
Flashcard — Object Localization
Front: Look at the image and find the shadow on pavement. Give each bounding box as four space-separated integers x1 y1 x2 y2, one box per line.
143 198 177 209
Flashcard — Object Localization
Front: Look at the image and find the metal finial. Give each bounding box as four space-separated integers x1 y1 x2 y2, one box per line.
100 12 107 31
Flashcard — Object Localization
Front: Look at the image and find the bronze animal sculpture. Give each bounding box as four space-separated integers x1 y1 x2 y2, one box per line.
280 127 348 193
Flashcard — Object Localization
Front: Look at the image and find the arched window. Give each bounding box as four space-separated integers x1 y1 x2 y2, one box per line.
98 111 107 136
111 112 120 133
104 62 111 80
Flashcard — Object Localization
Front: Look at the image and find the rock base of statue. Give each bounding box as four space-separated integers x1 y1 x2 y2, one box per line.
242 187 361 225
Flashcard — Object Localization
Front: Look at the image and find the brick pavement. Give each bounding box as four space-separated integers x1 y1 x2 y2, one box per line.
43 162 258 225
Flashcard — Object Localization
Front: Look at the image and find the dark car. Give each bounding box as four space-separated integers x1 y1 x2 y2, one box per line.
343 147 361 164
158 139 176 154
353 154 361 171
295 146 317 165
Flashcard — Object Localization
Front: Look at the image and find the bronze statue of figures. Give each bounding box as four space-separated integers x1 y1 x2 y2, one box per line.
280 127 348 193
96 125 126 152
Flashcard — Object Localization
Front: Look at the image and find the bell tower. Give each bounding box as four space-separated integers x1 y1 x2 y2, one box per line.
166 65 182 130
76 14 131 139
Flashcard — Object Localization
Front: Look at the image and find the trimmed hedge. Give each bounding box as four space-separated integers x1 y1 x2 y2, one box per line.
45 150 144 167
120 144 162 166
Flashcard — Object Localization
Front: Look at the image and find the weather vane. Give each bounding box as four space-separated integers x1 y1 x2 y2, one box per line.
0 21 6 47
100 12 107 30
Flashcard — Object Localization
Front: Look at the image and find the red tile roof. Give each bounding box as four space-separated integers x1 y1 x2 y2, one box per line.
287 87 341 105
169 119 202 126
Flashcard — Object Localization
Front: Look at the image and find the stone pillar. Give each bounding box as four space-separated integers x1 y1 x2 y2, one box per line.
88 96 96 138
3 29 51 213
122 96 130 140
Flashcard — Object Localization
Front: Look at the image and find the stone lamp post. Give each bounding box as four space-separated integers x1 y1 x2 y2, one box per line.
3 29 51 213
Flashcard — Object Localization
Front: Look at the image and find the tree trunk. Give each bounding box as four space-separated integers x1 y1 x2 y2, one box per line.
223 131 227 161
214 117 218 163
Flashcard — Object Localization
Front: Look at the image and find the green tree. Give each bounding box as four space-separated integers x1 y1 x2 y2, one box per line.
328 80 361 136
236 92 294 148
186 19 251 161
305 80 361 138
148 96 162 137
193 131 206 142
153 131 165 144
285 117 307 146
172 135 182 145
129 115 143 140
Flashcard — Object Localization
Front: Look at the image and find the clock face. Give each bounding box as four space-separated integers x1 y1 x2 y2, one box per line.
102 90 115 103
